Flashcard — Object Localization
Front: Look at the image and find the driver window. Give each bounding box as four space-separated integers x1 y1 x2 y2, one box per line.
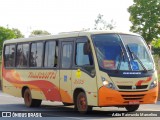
75 37 94 75
76 42 93 66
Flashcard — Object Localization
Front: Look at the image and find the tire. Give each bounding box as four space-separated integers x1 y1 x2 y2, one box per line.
62 102 73 106
23 88 42 107
75 92 92 114
125 105 139 112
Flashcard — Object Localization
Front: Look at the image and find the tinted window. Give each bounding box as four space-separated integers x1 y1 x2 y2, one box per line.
76 43 90 65
44 41 57 67
75 37 95 74
30 42 43 67
92 34 129 70
16 44 29 67
4 45 15 67
61 43 72 68
120 35 154 70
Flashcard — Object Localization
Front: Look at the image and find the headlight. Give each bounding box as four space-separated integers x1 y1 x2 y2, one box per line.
101 77 116 90
149 80 157 89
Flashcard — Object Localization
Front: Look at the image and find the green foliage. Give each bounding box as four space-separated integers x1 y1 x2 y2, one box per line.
152 38 160 55
30 30 51 37
153 55 160 82
0 26 16 56
12 28 24 38
152 38 160 48
94 14 116 30
128 0 160 43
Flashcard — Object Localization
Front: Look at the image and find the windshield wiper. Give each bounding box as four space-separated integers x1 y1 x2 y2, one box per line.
127 45 147 72
117 47 125 70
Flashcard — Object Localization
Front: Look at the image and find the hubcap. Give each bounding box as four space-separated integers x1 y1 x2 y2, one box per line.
79 96 86 110
24 91 31 106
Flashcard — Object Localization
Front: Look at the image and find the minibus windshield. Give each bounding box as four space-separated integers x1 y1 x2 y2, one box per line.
120 34 154 71
92 34 154 71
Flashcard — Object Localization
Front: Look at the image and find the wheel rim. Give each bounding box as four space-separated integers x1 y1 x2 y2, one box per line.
78 95 87 111
24 90 31 106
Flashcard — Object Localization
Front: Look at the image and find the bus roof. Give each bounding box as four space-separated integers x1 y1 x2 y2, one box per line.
3 30 140 44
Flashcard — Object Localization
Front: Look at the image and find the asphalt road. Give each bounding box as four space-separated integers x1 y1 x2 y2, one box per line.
0 90 160 120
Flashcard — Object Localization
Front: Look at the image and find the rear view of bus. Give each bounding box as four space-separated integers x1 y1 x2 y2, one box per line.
92 33 158 112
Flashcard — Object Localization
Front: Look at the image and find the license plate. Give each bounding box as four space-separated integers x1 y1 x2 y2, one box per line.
129 101 139 105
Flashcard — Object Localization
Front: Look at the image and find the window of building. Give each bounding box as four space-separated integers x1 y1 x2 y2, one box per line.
44 41 57 67
4 44 15 67
30 42 43 67
16 44 29 67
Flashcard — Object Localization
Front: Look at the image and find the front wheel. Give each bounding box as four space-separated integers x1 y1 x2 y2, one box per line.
125 105 139 112
75 92 92 114
24 88 42 107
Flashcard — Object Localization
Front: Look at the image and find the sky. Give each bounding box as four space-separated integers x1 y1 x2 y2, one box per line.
0 0 133 37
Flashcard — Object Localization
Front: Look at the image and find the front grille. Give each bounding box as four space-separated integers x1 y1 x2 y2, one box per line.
121 94 145 100
118 85 148 90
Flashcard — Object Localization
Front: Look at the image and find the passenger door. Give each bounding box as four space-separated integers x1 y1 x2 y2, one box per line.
60 40 74 103
71 37 98 106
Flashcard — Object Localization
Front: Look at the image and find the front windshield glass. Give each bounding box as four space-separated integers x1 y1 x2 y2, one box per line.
120 34 154 70
92 34 129 70
92 34 154 71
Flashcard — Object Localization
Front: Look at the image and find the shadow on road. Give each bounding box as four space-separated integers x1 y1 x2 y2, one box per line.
0 103 128 118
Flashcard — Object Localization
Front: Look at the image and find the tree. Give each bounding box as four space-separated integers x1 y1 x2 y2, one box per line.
0 26 16 56
128 0 160 43
12 28 24 38
94 14 116 30
30 30 51 37
152 38 160 48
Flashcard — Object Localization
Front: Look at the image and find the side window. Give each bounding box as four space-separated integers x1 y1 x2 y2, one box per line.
75 37 95 75
61 42 73 68
44 41 57 67
76 43 91 65
16 44 29 67
4 45 10 67
30 42 43 67
4 44 15 67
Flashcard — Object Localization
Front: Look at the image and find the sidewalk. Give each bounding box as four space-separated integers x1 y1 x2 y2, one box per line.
0 80 1 90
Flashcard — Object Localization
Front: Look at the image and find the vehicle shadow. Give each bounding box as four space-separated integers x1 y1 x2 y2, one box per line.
0 104 128 118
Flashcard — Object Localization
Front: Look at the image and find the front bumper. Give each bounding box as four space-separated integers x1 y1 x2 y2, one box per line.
98 86 158 106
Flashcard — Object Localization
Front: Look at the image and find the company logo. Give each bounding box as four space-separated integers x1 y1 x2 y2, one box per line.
132 86 136 90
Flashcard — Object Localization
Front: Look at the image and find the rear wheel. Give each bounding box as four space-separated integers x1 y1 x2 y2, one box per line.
23 88 42 107
125 105 139 112
75 92 92 114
